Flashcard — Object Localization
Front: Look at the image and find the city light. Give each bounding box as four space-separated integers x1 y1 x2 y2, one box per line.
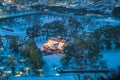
0 47 4 50
8 55 11 57
15 71 23 77
2 73 6 77
38 73 44 76
4 70 12 74
53 67 57 71
8 0 12 3
25 67 30 71
37 69 43 72
0 66 5 69
55 73 60 76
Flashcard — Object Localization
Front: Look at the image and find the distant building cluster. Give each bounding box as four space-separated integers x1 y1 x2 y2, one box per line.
0 0 119 8
0 0 38 6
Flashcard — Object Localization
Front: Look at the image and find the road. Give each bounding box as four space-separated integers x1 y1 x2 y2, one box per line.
0 3 109 19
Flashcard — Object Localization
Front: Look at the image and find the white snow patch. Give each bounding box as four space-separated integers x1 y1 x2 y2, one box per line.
39 15 62 25
10 76 75 80
101 49 120 68
43 54 63 74
0 29 26 36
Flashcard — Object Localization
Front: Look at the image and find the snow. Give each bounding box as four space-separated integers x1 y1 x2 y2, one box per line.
102 49 120 68
0 3 120 79
0 10 40 19
39 15 62 25
0 28 26 36
94 17 120 23
10 76 75 80
43 54 62 74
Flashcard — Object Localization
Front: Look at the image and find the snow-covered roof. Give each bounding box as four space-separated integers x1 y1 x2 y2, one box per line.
43 37 67 50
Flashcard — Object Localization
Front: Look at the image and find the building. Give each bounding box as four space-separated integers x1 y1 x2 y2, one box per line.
3 0 14 5
43 36 67 53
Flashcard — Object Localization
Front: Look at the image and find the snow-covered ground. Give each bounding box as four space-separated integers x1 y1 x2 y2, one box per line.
0 11 120 80
9 49 120 80
10 76 75 80
102 49 120 68
0 28 26 36
43 54 62 75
